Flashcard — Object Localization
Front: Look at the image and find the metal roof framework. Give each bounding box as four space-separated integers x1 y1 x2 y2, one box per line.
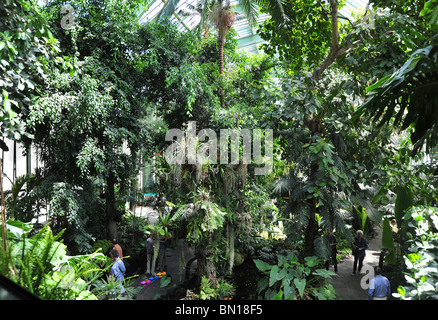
140 0 370 53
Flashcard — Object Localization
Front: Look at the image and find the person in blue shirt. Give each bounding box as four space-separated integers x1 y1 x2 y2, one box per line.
351 230 368 276
368 266 391 300
110 249 126 294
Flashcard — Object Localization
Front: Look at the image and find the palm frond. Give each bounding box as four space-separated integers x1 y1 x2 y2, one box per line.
353 34 438 155
156 0 183 20
273 177 294 195
169 205 185 222
256 0 284 22
314 236 331 260
238 0 260 28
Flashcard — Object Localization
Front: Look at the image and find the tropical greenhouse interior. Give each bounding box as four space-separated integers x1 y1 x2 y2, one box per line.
0 0 438 306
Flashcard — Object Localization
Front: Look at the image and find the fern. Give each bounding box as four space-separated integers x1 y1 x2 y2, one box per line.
169 206 185 223
5 221 107 299
93 239 113 254
15 226 67 298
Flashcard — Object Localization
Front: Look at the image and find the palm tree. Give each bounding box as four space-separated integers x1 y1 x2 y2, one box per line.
149 0 262 107
211 1 235 106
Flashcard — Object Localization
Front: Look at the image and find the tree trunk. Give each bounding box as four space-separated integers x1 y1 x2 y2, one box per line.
311 0 354 81
304 196 318 256
303 0 348 254
197 242 217 283
303 116 322 256
228 223 235 275
106 173 117 240
129 177 137 212
218 27 225 108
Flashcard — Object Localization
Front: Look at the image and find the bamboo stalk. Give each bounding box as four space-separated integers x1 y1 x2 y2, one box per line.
0 156 10 274
228 224 234 275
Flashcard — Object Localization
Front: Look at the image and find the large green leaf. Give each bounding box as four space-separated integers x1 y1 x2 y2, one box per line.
382 218 396 265
313 268 337 279
4 219 33 239
283 281 296 300
273 289 283 300
353 34 438 154
293 277 306 298
269 265 280 286
353 195 383 223
304 256 320 268
355 207 367 231
394 185 414 224
253 259 272 272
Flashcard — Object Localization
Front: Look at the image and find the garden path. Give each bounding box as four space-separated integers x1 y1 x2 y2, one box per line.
328 229 383 300
132 206 196 300
131 207 384 301
133 239 196 300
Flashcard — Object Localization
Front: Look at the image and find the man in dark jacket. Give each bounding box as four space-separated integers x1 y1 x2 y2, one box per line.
352 230 368 276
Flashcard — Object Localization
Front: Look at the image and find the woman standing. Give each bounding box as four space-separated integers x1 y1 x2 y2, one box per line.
351 230 368 276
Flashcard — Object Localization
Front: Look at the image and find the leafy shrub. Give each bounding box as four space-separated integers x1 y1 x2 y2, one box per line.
393 206 438 300
1 219 109 300
92 239 113 255
254 253 337 300
91 275 142 300
198 276 235 300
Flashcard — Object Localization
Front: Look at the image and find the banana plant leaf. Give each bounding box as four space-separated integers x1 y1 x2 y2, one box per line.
382 218 396 265
394 185 414 225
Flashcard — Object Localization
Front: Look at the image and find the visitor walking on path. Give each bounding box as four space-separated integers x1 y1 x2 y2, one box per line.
110 249 126 294
146 234 155 275
367 266 391 300
325 230 338 273
111 238 123 261
328 227 384 300
351 230 368 276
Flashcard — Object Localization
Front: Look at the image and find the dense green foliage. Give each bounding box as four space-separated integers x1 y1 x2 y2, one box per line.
395 206 438 300
258 0 334 73
0 0 57 147
2 219 109 299
254 253 336 300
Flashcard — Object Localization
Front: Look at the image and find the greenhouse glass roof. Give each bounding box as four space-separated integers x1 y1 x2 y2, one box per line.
140 0 370 53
